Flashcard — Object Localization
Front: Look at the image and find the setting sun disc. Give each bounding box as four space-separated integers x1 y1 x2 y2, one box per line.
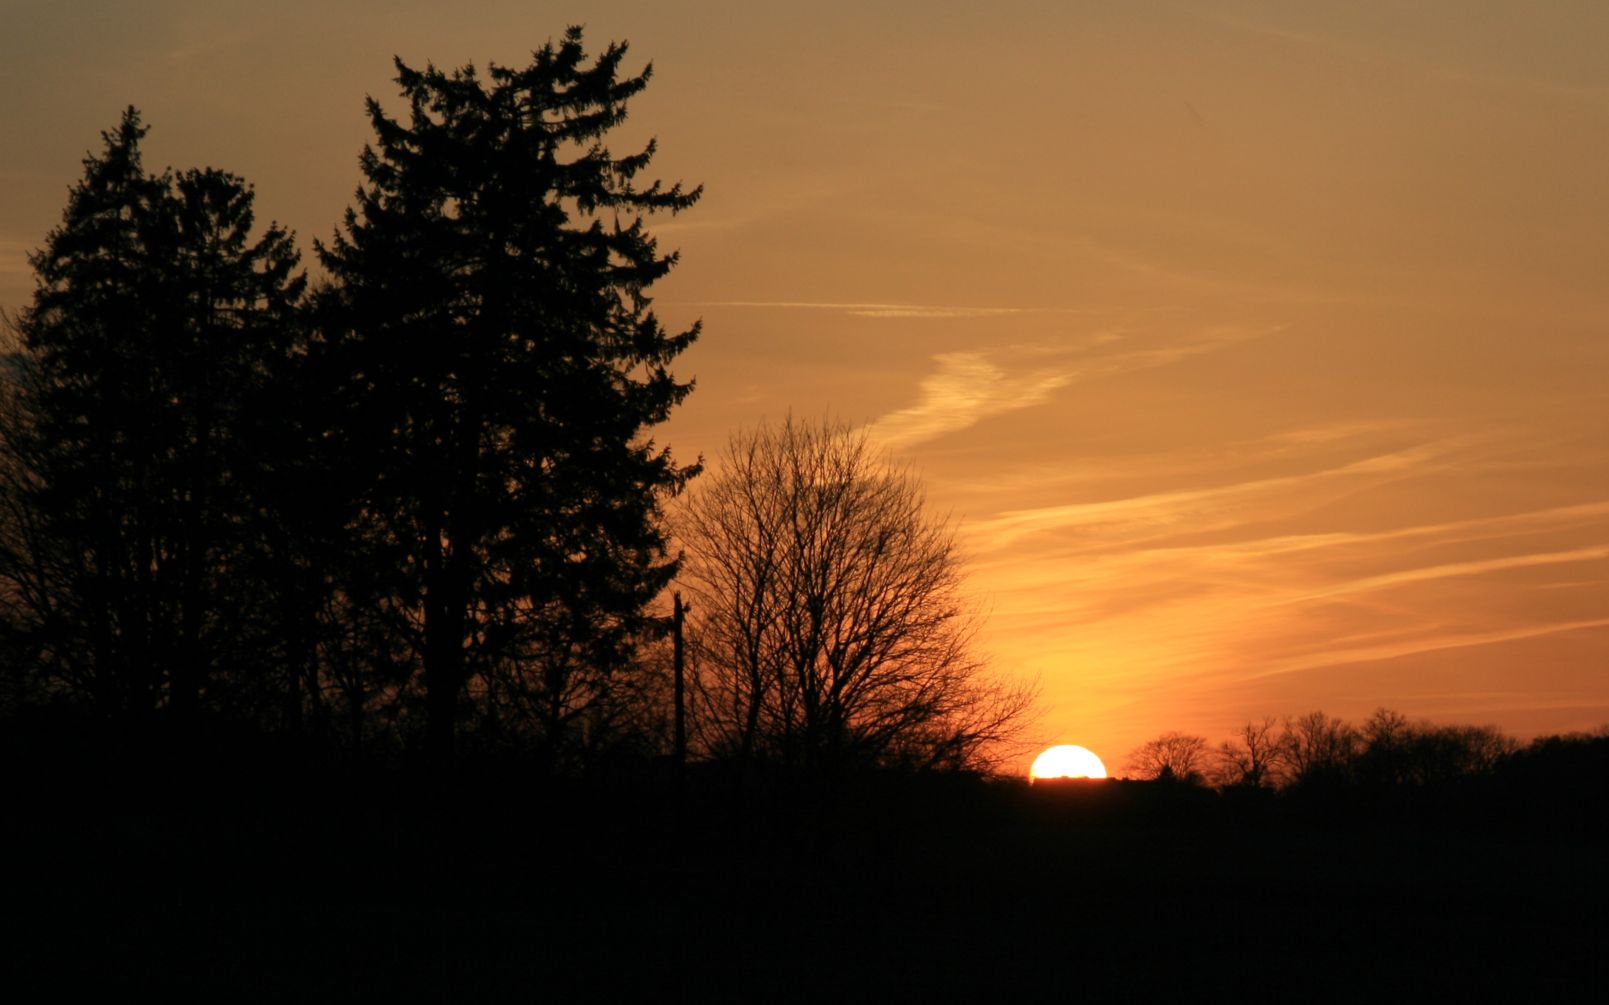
1029 744 1107 781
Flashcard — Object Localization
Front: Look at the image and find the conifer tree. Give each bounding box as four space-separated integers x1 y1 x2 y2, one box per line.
315 28 701 760
0 109 305 728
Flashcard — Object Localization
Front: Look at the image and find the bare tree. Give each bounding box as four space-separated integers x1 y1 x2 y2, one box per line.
677 417 1035 775
1125 731 1210 783
1282 710 1360 786
1352 707 1413 787
1213 716 1286 788
1354 709 1516 787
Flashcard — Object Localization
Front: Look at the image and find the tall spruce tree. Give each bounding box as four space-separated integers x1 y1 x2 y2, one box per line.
316 28 701 761
0 108 305 729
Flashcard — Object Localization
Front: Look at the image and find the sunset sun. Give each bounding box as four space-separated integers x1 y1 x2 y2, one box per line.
1029 744 1108 781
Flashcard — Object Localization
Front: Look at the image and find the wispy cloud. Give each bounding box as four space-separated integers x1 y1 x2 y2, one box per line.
868 352 1073 451
952 392 1609 746
869 324 1277 452
681 300 1074 319
1265 420 1411 446
1250 618 1609 681
973 500 1609 592
1290 544 1609 604
966 441 1450 551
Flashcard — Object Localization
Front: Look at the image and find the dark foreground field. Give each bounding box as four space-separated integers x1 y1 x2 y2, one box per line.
5 759 1606 1001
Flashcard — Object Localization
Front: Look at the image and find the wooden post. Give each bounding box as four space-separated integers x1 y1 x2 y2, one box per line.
673 592 687 776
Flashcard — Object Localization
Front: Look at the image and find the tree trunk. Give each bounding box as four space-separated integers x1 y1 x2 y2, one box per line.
423 520 464 761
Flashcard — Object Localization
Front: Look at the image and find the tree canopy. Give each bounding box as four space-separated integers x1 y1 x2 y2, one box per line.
0 30 704 770
679 416 1034 775
0 108 305 728
314 29 702 760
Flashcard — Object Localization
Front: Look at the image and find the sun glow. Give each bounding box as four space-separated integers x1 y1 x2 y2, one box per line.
1029 744 1108 781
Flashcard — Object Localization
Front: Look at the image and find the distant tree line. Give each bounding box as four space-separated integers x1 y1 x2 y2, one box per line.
1125 708 1608 801
0 28 1032 778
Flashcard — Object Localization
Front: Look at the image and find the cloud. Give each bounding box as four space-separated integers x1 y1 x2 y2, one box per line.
971 500 1609 592
952 395 1609 725
868 352 1074 452
683 299 1057 319
1249 617 1609 682
965 441 1450 551
1289 543 1609 604
848 306 1022 319
869 324 1278 453
1264 420 1411 446
1184 501 1609 567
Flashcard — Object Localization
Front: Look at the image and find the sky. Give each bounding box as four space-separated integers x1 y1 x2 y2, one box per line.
4 0 1608 772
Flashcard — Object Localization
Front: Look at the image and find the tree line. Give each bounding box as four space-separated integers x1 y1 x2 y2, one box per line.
0 28 1031 777
1124 708 1607 795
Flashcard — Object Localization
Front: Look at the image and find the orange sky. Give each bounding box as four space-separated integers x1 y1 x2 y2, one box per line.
4 1 1607 772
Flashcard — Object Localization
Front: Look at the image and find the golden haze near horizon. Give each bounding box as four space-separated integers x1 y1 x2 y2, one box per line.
3 1 1607 772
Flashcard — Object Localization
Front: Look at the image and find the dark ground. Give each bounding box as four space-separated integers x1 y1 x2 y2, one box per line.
4 758 1606 1001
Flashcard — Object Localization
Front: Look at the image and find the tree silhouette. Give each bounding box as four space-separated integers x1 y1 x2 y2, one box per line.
1281 710 1360 788
1352 708 1515 788
0 109 305 729
679 416 1034 775
1213 716 1285 788
1125 731 1210 783
314 29 701 760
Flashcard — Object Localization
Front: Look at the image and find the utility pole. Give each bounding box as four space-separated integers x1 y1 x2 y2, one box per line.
673 592 687 777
